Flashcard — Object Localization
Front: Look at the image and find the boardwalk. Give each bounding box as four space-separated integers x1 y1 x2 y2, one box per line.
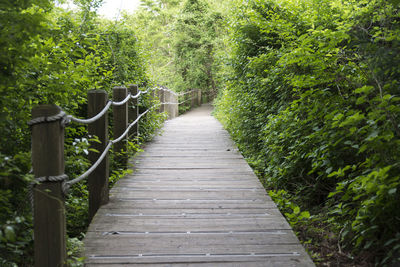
84 104 314 266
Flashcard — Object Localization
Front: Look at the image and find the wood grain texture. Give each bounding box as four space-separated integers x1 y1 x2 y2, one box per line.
31 105 67 267
113 86 128 167
84 104 314 266
88 90 109 221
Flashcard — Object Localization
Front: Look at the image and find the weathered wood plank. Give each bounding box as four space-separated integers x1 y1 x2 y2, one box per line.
116 180 263 187
100 199 278 209
109 189 268 199
85 262 310 267
94 208 281 216
88 217 292 232
84 231 300 248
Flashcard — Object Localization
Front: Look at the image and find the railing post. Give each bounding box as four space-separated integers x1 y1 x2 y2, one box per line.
172 91 179 118
158 88 165 113
184 90 189 111
166 90 172 119
113 86 128 167
198 90 202 106
88 90 109 221
128 84 139 141
31 105 67 267
191 90 196 109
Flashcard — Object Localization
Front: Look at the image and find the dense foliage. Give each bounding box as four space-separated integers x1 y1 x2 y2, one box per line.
215 0 400 265
127 0 223 98
0 1 164 266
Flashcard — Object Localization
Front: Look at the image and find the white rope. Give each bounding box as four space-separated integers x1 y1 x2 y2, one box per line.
67 89 148 125
29 87 187 194
68 101 112 124
28 110 69 127
155 96 197 106
34 174 69 183
111 110 149 144
130 91 141 99
64 109 151 191
178 90 197 96
112 93 132 106
65 142 112 189
157 87 178 96
29 174 69 206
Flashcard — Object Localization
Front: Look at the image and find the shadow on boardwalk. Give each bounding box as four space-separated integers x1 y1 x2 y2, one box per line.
83 104 315 266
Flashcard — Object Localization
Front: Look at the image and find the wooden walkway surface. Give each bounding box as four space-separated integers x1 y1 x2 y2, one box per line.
84 104 315 266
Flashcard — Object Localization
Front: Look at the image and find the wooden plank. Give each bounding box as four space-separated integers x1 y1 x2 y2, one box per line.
108 190 269 200
116 180 263 187
85 262 311 267
94 208 282 216
85 254 311 265
132 158 248 163
88 217 292 232
131 169 255 175
84 231 300 248
101 199 277 209
127 174 259 180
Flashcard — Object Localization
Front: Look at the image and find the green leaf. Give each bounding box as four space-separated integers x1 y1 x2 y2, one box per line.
293 206 300 215
388 188 397 195
354 85 374 94
4 226 16 242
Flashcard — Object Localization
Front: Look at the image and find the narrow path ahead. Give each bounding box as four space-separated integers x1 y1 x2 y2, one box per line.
84 104 314 266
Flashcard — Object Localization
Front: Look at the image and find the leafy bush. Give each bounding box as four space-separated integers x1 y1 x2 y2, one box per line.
215 0 400 264
0 1 165 265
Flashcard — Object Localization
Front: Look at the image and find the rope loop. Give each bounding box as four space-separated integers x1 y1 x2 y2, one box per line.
34 174 69 183
28 111 69 127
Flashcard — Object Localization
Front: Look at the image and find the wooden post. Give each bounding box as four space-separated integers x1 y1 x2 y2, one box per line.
88 90 109 221
185 90 189 111
191 90 196 109
31 105 67 267
166 90 172 119
158 89 165 113
113 86 128 167
128 84 139 141
198 90 202 106
172 92 179 118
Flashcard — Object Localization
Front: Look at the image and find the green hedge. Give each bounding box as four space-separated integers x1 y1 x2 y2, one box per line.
215 0 400 264
0 1 164 266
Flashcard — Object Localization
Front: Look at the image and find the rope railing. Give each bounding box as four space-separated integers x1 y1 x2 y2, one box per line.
178 89 198 96
68 101 112 124
67 90 146 124
29 85 202 266
30 89 153 192
65 109 149 190
29 86 200 192
29 86 200 196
